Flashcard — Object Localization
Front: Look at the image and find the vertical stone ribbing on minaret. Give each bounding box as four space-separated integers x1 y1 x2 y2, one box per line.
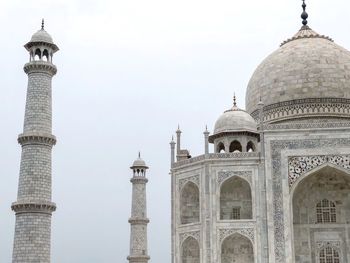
128 154 150 263
11 22 59 263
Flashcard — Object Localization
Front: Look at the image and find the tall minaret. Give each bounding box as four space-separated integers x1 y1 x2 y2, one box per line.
127 153 150 263
11 20 59 263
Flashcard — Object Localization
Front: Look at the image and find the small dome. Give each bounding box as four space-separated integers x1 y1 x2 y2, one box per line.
245 26 350 116
30 29 54 44
213 105 258 135
131 153 148 168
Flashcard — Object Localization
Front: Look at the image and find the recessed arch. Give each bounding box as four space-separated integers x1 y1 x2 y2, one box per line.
180 182 200 224
220 176 252 220
291 165 350 262
229 140 242 153
221 233 254 263
181 236 199 263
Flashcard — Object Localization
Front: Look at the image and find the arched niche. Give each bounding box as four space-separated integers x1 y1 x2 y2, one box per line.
220 176 252 220
246 141 255 152
217 142 225 153
229 140 242 153
182 237 200 263
180 182 200 224
221 233 254 263
292 166 350 263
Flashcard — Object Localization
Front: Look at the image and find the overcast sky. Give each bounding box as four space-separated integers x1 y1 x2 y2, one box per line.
1 0 350 262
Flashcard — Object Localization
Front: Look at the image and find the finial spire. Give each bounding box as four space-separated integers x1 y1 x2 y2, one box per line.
41 19 45 30
138 151 141 158
301 0 308 26
233 93 237 107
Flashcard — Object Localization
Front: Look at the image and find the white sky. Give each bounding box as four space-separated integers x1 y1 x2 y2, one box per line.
1 0 350 262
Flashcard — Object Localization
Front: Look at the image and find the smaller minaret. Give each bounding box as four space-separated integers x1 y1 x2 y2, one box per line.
176 125 181 155
170 136 176 165
128 153 150 263
203 125 210 154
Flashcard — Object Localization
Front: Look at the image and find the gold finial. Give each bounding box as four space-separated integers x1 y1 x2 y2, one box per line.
41 19 45 30
233 93 237 107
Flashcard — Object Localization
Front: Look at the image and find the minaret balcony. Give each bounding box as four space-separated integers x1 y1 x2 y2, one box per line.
24 61 57 75
11 201 56 215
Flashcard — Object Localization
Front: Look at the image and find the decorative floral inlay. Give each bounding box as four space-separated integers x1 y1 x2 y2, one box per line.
179 231 200 244
217 171 252 185
219 228 254 243
179 175 200 190
288 155 350 187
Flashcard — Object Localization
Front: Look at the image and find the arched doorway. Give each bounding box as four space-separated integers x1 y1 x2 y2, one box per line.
221 233 254 263
180 182 200 224
292 166 350 262
182 237 200 263
220 176 252 220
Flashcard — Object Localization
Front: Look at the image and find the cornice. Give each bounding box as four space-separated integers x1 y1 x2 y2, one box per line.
18 133 56 147
11 201 56 215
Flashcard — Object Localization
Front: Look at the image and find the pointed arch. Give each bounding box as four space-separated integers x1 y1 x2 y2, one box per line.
291 165 350 262
246 141 255 152
217 142 225 153
180 182 200 224
220 176 252 220
221 233 254 263
181 236 200 263
229 140 242 153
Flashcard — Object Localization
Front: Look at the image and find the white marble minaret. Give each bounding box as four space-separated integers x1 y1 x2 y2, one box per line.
127 153 150 263
11 20 59 263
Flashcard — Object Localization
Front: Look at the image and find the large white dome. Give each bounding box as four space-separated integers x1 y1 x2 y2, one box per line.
245 26 350 121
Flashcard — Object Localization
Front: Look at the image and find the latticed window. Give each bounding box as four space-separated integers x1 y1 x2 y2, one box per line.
231 207 241 220
319 246 340 263
316 199 336 223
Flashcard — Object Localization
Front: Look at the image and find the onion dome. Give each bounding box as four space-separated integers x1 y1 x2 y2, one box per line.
209 96 258 143
245 1 350 123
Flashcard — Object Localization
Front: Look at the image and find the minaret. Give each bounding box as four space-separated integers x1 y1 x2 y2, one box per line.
11 20 59 263
128 153 150 263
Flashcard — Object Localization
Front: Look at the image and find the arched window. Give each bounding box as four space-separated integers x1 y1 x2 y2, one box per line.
316 199 336 223
217 142 225 153
34 48 41 60
180 182 200 224
319 246 340 263
182 237 200 263
246 141 255 152
220 176 252 220
221 234 254 263
229 140 242 153
42 49 49 62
